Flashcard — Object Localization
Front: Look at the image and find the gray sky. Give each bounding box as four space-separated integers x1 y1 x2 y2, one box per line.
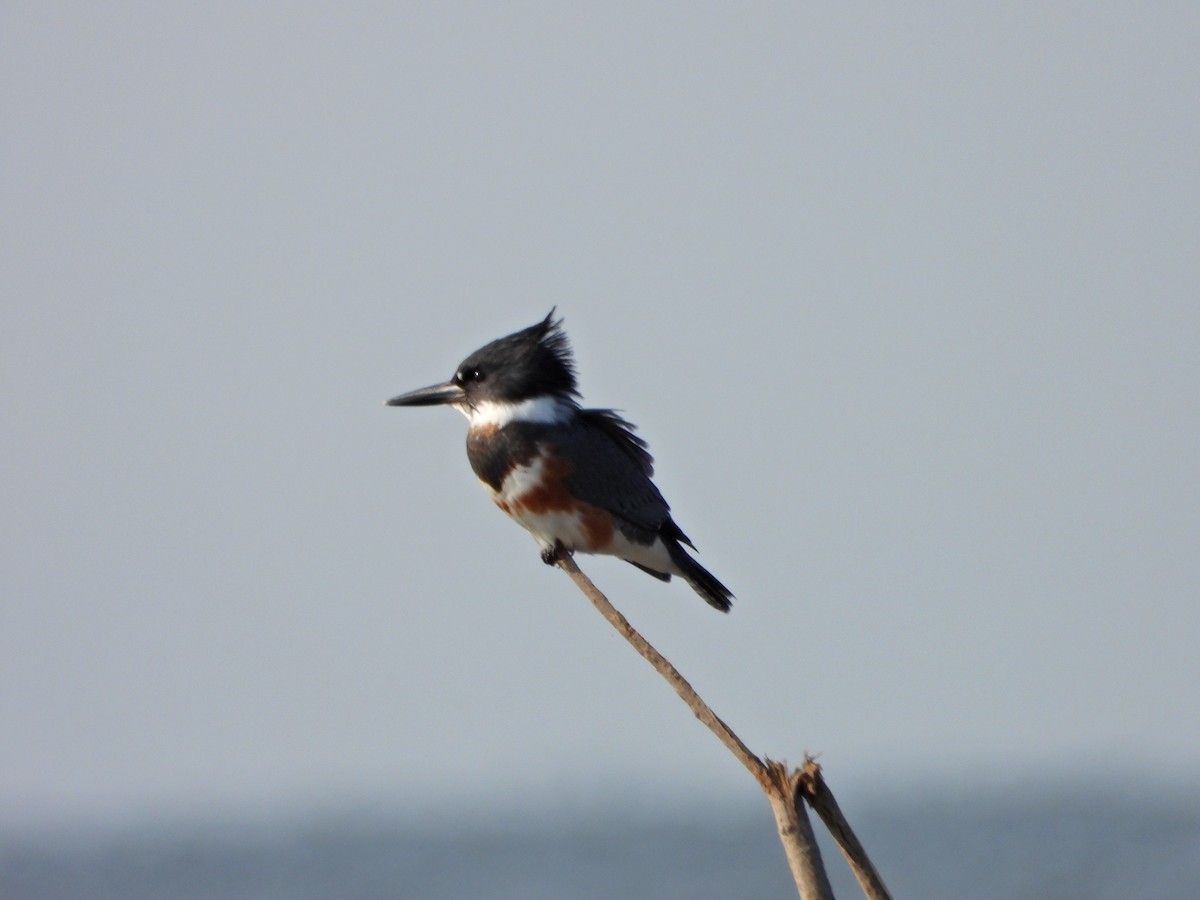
3 3 1197 827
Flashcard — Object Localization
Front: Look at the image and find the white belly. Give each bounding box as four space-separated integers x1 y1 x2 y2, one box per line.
482 456 680 576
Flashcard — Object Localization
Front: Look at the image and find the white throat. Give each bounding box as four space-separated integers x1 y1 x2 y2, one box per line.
462 395 573 429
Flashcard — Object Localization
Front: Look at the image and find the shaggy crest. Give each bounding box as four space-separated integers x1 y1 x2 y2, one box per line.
455 308 578 402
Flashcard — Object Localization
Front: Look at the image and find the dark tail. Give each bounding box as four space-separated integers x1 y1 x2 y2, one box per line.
667 543 733 613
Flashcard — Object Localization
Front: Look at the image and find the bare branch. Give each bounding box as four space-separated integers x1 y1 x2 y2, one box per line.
554 554 765 781
765 759 838 900
799 759 893 900
555 553 834 900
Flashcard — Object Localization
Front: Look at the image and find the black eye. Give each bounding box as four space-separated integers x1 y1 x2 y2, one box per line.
456 367 483 385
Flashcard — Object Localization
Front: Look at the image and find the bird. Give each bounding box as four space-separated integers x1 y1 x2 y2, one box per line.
386 310 733 612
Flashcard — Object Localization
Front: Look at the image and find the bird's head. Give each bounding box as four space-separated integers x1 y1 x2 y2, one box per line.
386 309 578 424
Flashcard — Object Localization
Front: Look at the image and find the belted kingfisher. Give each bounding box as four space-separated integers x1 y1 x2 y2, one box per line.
386 311 733 612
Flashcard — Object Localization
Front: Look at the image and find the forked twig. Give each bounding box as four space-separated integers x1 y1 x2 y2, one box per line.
555 553 840 899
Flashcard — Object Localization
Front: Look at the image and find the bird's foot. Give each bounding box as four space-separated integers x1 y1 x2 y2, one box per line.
540 541 570 566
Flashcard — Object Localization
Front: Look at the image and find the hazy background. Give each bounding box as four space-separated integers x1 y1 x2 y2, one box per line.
3 2 1197 836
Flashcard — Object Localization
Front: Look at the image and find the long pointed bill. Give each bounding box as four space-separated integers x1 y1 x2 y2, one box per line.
385 380 465 407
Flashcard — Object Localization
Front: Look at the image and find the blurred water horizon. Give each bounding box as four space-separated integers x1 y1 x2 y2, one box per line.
4 780 1197 899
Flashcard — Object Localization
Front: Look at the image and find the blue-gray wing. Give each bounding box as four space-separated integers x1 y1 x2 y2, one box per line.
554 410 681 544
